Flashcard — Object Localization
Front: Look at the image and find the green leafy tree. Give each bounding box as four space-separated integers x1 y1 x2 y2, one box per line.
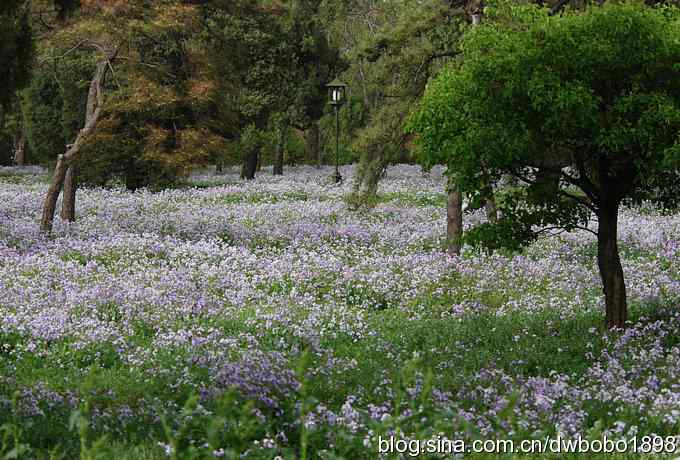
202 0 340 178
67 1 229 190
201 0 292 179
409 2 680 328
330 0 467 200
285 0 342 168
19 52 93 166
0 0 33 111
20 69 66 164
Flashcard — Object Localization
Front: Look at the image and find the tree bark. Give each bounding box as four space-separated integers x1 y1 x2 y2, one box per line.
446 188 463 256
485 196 498 222
60 165 76 222
241 146 258 180
41 56 111 233
13 131 25 166
443 9 480 255
273 124 285 176
597 200 627 328
316 127 322 168
305 123 320 168
41 154 70 232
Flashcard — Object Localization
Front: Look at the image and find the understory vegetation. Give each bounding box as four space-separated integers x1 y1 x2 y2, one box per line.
1 165 679 459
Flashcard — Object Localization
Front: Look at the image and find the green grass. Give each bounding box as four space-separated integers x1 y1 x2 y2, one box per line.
1 300 676 459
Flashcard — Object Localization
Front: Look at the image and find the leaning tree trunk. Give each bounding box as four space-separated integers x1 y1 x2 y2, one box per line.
41 57 110 233
61 165 76 222
597 199 627 328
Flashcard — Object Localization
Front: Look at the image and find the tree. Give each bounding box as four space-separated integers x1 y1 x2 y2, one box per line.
270 112 289 175
75 2 226 191
409 2 680 328
201 0 339 178
0 0 33 112
327 0 468 202
39 1 228 231
20 69 66 164
286 0 341 168
201 0 292 180
41 53 112 232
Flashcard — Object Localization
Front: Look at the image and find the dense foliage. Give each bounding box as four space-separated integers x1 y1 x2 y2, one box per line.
409 2 680 326
0 0 33 111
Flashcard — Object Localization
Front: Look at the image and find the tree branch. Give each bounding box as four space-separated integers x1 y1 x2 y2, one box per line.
38 40 88 64
575 225 598 236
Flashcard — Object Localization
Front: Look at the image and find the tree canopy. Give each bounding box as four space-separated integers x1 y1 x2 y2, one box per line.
0 0 33 111
409 2 680 327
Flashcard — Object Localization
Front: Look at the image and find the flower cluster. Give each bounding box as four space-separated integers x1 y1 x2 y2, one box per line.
0 164 679 456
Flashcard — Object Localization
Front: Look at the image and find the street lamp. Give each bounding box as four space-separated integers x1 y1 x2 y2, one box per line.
326 78 347 183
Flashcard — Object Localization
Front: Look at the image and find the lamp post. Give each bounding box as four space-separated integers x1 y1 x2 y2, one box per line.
326 79 347 183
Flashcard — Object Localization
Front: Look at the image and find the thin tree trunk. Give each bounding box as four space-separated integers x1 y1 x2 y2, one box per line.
273 124 285 176
446 187 463 256
597 200 627 328
41 154 70 232
13 131 25 166
315 125 322 168
61 165 76 222
444 9 481 255
41 55 111 233
216 161 223 174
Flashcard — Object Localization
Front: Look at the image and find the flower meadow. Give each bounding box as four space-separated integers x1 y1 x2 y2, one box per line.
0 165 679 459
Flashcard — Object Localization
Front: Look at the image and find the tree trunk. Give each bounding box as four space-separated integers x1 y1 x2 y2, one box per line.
446 188 463 256
216 161 223 174
305 123 320 168
273 124 285 176
60 165 76 222
442 8 479 254
241 146 258 180
13 131 25 166
316 128 322 168
597 200 627 328
125 161 147 191
485 196 498 223
40 55 111 233
41 154 69 232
